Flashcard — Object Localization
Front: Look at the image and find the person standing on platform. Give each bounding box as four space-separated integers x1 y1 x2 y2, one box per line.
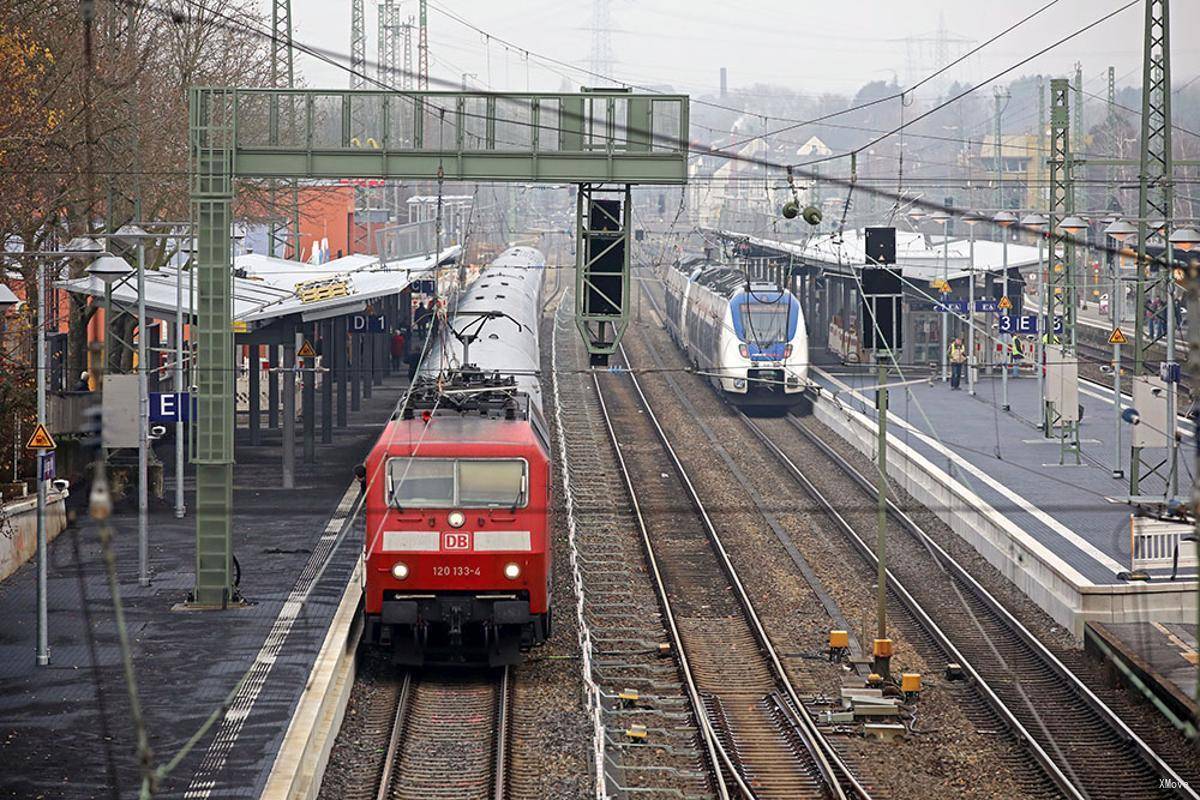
948 337 966 390
1010 336 1024 377
390 328 406 371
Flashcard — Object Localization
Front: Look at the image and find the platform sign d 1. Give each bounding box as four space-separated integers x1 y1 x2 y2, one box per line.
149 392 192 423
349 314 387 333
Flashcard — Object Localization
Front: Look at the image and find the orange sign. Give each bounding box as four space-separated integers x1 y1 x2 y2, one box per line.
25 423 56 450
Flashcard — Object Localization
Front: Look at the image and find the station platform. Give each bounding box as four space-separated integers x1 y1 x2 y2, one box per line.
0 377 403 797
809 364 1198 636
1085 621 1198 736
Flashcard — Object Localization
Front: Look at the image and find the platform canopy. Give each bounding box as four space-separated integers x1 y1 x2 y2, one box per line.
707 228 1042 282
56 245 460 328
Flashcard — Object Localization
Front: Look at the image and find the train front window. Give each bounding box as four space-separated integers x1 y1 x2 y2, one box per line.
459 460 526 507
390 458 455 506
739 304 791 344
387 458 527 508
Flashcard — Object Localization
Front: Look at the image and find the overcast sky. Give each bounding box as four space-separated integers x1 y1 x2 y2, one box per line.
286 0 1200 101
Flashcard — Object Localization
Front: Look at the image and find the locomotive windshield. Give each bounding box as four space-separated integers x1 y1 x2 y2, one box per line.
738 303 793 344
388 458 527 508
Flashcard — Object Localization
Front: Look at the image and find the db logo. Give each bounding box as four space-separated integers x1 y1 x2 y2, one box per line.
442 532 471 550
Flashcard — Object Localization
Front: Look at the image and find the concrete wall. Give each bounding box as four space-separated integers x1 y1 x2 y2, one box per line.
0 490 68 583
813 394 1198 637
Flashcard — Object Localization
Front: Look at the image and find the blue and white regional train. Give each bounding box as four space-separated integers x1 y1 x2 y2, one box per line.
664 256 810 411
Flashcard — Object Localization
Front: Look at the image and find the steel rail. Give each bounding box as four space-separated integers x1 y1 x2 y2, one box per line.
375 671 413 800
784 413 1200 800
592 371 745 800
597 347 872 800
493 666 511 800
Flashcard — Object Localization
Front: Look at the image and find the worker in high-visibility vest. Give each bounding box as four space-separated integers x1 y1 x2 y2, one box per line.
1009 336 1024 377
948 338 967 390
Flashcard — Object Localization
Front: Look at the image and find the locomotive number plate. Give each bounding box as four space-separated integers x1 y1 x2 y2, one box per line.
433 565 481 577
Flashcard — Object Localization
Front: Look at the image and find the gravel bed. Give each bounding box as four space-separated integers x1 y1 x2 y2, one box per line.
317 649 401 800
548 293 712 798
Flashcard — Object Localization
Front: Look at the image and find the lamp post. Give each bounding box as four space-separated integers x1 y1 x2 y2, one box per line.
113 224 152 587
963 211 982 394
994 211 1018 409
3 244 106 667
1058 215 1090 353
930 209 952 383
1021 213 1047 425
1106 218 1137 479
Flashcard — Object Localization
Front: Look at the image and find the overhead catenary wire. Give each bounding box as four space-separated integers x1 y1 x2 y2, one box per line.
106 0 1170 256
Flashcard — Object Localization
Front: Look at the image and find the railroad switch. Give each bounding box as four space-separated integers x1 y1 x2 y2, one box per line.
901 672 922 702
827 629 850 662
872 638 894 679
618 688 641 708
944 662 965 681
624 723 648 741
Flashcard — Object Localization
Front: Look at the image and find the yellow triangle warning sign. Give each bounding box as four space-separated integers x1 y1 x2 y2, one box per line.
297 339 317 358
997 295 1013 310
1108 328 1128 345
26 423 56 450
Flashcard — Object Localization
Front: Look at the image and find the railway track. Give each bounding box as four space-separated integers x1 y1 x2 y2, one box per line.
361 667 511 800
737 410 1199 800
630 271 1197 799
594 350 871 800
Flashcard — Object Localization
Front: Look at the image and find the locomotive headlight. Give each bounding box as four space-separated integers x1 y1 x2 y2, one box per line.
391 562 410 580
447 510 466 529
503 562 521 580
733 378 747 390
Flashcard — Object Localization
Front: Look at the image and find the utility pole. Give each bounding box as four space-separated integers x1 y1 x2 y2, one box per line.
1073 62 1084 156
1107 66 1119 211
1038 79 1047 208
993 87 1009 228
1047 79 1079 461
270 0 300 258
350 0 365 89
1130 0 1175 498
588 0 615 79
1190 254 1200 706
402 19 414 91
418 0 429 90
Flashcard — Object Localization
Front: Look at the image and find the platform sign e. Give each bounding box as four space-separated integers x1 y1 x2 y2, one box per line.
150 392 192 423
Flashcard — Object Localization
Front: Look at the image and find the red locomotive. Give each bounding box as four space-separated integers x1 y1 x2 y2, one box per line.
361 247 551 665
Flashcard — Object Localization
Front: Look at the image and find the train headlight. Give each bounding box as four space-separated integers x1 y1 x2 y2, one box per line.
734 379 747 390
503 562 521 580
447 510 466 528
738 343 749 358
391 562 410 580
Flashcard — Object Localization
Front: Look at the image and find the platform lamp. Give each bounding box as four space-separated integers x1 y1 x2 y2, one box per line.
87 254 133 373
1168 227 1200 253
1102 218 1138 479
962 212 984 393
993 211 1018 409
3 242 107 667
